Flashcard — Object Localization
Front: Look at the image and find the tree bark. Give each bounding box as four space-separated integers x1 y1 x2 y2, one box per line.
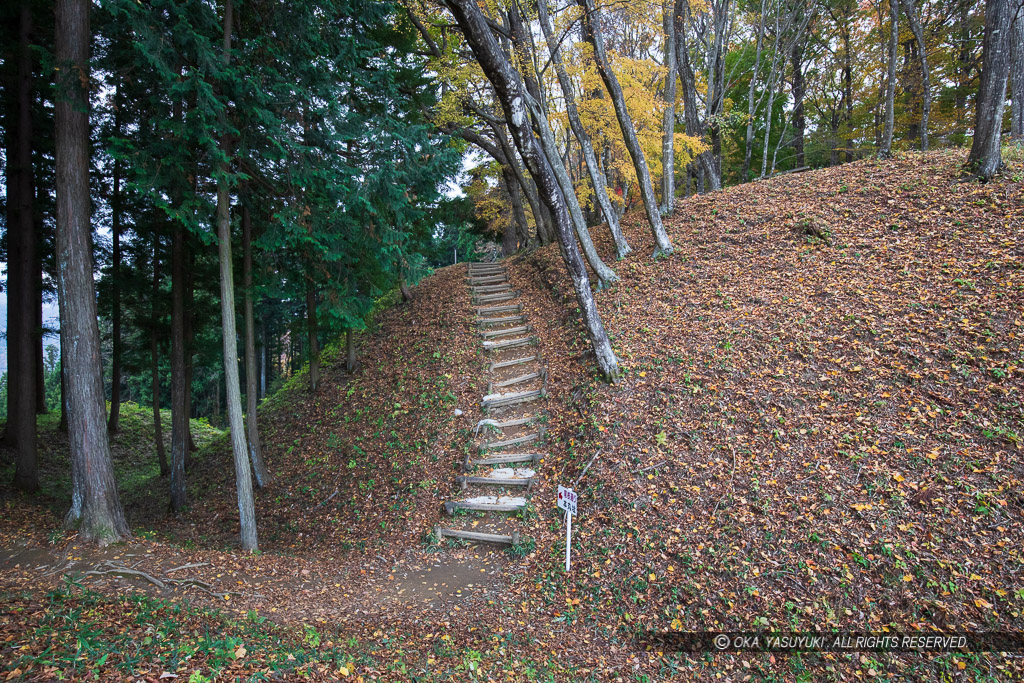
346 328 357 372
661 0 677 213
879 0 898 158
898 0 931 151
791 32 806 166
743 0 767 181
7 1 39 492
537 0 631 257
506 3 617 287
107 98 123 433
55 0 129 543
217 0 258 551
151 241 168 477
501 167 528 254
170 220 187 510
242 204 270 487
305 280 320 391
578 0 673 254
445 0 619 381
967 0 1013 179
1010 11 1024 138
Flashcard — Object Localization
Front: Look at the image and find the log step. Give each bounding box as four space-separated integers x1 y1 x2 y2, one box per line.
482 388 545 410
473 292 518 304
474 416 536 433
481 325 532 339
482 336 537 352
435 527 520 545
479 430 543 452
444 496 527 514
467 275 508 285
489 354 538 371
468 268 506 277
492 370 541 388
457 473 535 489
465 452 543 468
476 304 522 315
476 315 527 327
471 284 512 294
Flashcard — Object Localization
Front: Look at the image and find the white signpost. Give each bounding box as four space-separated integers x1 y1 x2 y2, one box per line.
557 485 577 572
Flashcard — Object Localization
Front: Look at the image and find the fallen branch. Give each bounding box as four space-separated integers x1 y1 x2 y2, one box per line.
166 562 209 574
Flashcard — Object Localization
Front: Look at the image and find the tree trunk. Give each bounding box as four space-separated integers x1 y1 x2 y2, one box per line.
151 241 169 477
55 0 129 543
578 0 673 255
107 105 123 433
242 204 270 487
537 0 631 257
1010 13 1024 138
967 0 1012 179
661 0 677 212
7 1 39 492
879 0 898 158
446 0 619 381
346 328 356 372
791 36 805 167
501 168 527 255
170 220 188 510
216 0 258 551
898 0 931 151
743 0 767 181
506 2 617 287
184 242 197 456
35 261 46 414
305 281 320 392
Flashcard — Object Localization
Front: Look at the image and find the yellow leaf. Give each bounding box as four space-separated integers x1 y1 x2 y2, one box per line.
338 665 350 677
902 574 913 582
974 598 993 609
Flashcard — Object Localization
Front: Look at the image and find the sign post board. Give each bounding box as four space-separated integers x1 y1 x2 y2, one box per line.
557 485 577 572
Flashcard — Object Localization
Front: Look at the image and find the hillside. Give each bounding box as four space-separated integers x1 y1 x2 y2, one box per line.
2 150 1022 681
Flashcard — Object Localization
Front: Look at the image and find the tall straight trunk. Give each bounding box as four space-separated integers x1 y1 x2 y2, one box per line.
170 221 187 510
501 168 528 254
107 103 123 433
346 328 356 372
674 0 720 191
791 33 806 166
55 0 129 543
242 205 270 487
879 0 899 158
260 319 269 397
967 0 1012 179
184 242 197 456
446 0 619 381
537 0 631 257
743 0 767 181
506 2 617 286
578 0 673 255
898 0 931 150
305 281 320 391
216 0 258 551
660 0 677 213
1010 14 1023 138
151 242 168 477
7 1 39 492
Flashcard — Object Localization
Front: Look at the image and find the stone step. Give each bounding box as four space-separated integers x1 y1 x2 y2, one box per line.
444 496 527 514
467 275 508 285
481 325 532 340
489 354 538 371
482 387 545 411
464 452 543 469
473 292 519 304
457 472 536 489
479 429 544 452
471 284 512 294
435 527 520 545
491 370 543 389
482 336 537 352
476 315 527 327
476 304 522 315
